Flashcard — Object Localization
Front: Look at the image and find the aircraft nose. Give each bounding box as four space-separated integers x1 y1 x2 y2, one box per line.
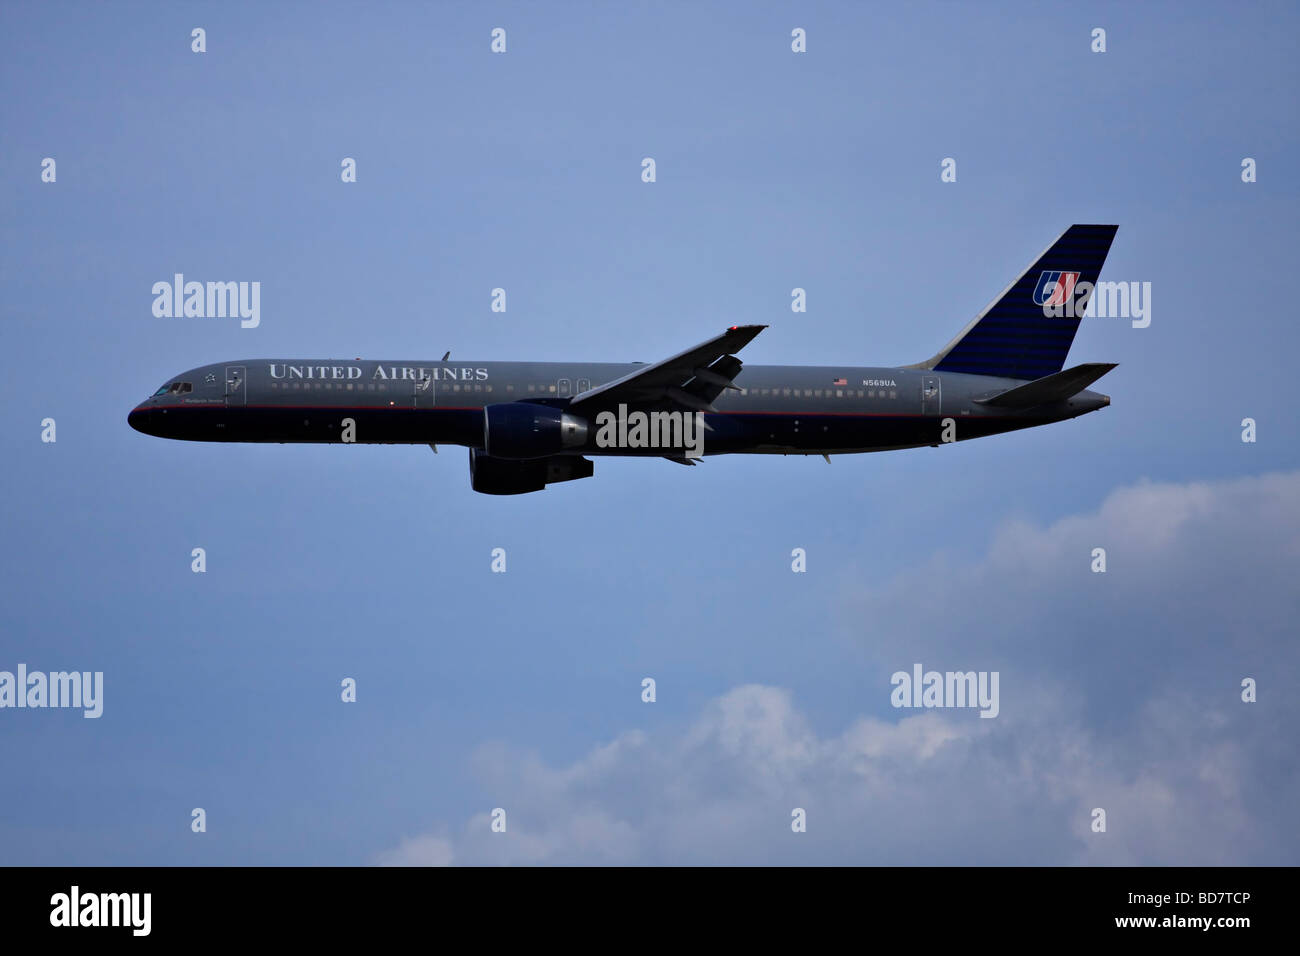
128 405 152 433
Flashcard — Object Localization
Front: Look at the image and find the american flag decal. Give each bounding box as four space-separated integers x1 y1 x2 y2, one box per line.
832 377 847 386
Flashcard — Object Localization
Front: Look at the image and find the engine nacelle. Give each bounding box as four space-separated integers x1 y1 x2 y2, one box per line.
482 402 588 460
469 448 594 495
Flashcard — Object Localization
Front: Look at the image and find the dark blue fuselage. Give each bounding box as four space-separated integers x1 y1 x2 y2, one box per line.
127 358 1109 456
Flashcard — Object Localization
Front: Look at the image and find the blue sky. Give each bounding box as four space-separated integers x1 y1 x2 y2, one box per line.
2 1 1297 864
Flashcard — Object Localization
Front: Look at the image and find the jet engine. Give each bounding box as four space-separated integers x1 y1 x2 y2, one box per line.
468 448 594 495
482 402 588 459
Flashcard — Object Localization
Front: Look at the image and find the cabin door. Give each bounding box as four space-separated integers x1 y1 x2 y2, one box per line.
921 375 940 415
413 369 434 408
224 366 246 406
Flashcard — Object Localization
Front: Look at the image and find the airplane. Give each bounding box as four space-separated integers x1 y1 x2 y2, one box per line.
128 224 1118 494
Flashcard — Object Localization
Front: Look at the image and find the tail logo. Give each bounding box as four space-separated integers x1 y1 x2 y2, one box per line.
1032 270 1081 307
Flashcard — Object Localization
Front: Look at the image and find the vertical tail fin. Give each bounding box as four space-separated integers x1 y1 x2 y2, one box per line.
913 224 1118 380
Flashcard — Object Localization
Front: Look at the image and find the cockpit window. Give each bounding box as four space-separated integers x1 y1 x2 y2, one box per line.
154 382 193 396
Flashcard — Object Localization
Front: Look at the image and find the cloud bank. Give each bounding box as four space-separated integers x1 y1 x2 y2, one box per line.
378 471 1300 865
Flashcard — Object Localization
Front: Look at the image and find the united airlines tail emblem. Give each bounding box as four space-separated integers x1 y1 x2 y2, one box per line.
1032 270 1080 307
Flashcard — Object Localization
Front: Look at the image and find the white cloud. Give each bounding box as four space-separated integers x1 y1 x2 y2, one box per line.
377 472 1300 865
374 834 455 867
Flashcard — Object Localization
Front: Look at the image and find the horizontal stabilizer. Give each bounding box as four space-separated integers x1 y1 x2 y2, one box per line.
976 363 1117 408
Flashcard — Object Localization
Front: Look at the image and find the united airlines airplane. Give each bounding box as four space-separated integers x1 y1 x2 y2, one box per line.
129 224 1118 494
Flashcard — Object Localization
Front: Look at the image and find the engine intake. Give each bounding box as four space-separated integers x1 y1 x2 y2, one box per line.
483 402 588 460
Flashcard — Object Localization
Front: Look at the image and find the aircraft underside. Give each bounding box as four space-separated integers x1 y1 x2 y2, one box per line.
140 404 1036 453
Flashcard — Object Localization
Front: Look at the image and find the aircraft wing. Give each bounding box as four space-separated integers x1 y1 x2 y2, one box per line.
569 324 767 413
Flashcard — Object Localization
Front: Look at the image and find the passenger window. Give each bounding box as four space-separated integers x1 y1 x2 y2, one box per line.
889 389 897 399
